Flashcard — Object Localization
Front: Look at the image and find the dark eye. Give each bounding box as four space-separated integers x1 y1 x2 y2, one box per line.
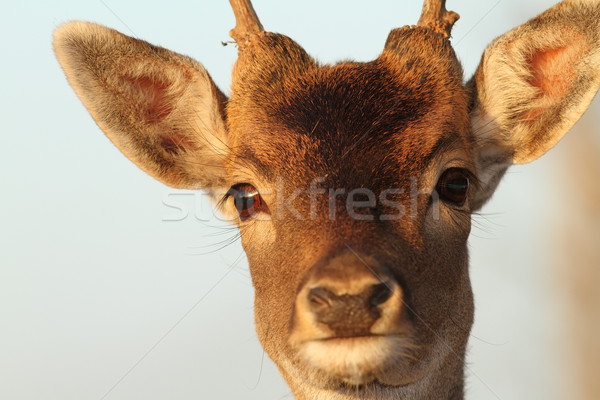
435 168 470 206
228 183 264 221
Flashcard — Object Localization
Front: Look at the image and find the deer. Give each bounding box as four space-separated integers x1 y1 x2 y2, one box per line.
52 0 600 399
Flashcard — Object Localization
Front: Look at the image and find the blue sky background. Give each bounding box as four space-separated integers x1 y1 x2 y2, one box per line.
1 1 599 399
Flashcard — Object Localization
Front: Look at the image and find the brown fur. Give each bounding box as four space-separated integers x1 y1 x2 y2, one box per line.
53 1 600 399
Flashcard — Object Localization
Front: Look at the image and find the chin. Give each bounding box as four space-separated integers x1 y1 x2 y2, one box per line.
290 335 429 392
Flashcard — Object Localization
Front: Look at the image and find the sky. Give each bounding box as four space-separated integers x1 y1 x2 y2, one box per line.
1 1 599 399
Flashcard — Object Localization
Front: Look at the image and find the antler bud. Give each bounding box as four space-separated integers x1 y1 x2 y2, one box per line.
229 0 264 44
417 0 459 39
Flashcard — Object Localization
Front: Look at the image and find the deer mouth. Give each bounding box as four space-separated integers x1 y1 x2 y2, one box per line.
295 334 422 387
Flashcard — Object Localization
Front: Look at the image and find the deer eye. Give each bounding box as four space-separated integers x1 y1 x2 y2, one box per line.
228 183 264 221
436 168 470 206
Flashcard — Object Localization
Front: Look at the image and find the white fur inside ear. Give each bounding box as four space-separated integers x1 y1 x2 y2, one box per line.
53 21 229 189
469 0 600 208
476 28 592 159
470 0 600 165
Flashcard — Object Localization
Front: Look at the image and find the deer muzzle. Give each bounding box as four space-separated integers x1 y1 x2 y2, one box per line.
289 250 413 384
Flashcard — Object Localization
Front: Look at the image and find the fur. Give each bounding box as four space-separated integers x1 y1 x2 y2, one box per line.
53 1 600 399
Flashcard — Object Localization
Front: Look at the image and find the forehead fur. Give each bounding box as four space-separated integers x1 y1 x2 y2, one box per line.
227 27 469 187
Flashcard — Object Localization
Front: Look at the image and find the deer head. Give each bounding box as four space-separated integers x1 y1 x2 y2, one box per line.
53 1 600 399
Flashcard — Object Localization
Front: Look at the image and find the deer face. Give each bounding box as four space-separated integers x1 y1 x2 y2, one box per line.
224 28 474 390
53 0 600 398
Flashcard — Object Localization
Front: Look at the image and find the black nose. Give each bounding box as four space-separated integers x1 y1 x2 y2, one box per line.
307 282 394 337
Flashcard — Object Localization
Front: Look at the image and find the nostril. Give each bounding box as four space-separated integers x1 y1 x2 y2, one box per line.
369 282 393 307
308 287 335 311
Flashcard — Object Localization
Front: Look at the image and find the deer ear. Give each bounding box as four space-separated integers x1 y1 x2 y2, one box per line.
468 1 600 210
53 22 229 190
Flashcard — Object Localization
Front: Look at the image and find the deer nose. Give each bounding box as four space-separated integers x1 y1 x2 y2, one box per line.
307 281 399 337
308 282 392 316
292 251 405 340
